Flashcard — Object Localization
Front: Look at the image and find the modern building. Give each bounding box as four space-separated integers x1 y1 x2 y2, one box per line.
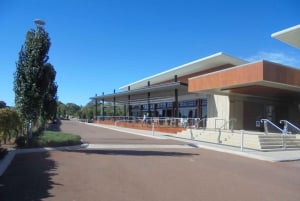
271 24 300 49
92 25 300 132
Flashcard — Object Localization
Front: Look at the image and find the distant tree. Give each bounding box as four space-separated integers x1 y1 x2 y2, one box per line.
57 102 66 119
81 101 95 119
104 102 124 116
65 103 81 117
14 22 57 139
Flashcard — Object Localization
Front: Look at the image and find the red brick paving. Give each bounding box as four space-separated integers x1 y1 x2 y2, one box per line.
61 120 187 145
0 120 300 201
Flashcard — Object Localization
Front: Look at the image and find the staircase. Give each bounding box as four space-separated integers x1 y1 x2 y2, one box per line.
258 134 300 150
176 128 300 151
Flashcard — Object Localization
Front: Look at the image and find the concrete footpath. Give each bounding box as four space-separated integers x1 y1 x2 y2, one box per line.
88 123 300 163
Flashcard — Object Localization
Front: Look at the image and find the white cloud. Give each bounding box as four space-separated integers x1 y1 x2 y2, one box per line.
244 51 300 67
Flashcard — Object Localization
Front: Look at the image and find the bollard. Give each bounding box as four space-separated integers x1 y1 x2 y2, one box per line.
240 130 244 152
190 128 194 140
152 123 155 136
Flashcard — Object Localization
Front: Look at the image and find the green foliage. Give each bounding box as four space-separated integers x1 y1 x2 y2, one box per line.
80 101 94 119
14 25 58 136
41 63 58 121
16 131 81 148
56 100 125 120
0 108 21 145
38 131 81 147
57 102 81 119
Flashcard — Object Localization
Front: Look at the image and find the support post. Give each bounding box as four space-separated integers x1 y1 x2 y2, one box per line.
127 86 131 117
240 130 244 152
95 94 97 120
152 122 155 136
148 92 151 117
113 89 116 118
174 88 178 117
102 92 104 119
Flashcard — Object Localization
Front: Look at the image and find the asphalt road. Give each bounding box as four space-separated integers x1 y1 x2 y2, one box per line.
0 120 299 201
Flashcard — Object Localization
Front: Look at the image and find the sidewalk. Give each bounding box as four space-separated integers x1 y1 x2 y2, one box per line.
88 123 300 162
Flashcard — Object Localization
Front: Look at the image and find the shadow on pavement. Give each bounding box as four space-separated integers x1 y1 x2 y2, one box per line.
67 149 199 157
0 152 61 201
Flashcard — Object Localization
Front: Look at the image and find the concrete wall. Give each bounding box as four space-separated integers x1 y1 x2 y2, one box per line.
206 94 230 129
288 100 300 126
229 97 244 130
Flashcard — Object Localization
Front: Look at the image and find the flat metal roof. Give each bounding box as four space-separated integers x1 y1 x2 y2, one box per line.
271 24 300 49
119 52 247 91
91 82 188 104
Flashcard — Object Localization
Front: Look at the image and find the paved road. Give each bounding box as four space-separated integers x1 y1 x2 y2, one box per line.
0 120 300 201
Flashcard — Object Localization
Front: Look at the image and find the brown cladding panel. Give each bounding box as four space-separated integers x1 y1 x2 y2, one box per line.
188 62 264 92
263 61 300 87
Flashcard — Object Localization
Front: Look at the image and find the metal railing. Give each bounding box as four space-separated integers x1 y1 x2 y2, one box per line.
96 115 207 129
260 119 284 135
280 120 300 135
217 118 237 143
216 118 236 132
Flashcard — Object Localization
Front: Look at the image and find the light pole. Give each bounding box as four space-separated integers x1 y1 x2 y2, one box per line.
34 19 45 26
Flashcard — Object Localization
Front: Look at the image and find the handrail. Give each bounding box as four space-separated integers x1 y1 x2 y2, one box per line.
97 115 207 128
215 119 226 130
218 118 237 132
260 119 284 135
195 118 207 129
280 120 300 134
217 118 237 143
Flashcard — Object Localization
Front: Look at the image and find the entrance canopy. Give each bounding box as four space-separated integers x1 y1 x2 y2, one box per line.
188 60 300 99
91 82 189 105
119 52 247 91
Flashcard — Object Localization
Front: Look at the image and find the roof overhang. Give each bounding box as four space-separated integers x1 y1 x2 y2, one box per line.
119 52 247 91
91 82 189 104
188 60 300 99
271 24 300 49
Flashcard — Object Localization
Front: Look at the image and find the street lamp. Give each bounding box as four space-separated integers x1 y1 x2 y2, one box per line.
34 19 45 26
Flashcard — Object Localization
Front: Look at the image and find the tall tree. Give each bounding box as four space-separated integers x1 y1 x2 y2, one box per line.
40 63 58 121
14 21 57 139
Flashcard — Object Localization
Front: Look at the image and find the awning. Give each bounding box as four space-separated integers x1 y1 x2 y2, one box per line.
119 52 247 91
188 60 300 99
91 82 189 105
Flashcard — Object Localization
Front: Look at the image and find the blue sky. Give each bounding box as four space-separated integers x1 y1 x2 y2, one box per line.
1 0 299 106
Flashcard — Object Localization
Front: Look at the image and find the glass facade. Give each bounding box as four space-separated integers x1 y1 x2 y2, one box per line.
131 98 207 118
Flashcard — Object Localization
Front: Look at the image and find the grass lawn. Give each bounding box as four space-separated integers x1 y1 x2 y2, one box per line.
0 131 82 159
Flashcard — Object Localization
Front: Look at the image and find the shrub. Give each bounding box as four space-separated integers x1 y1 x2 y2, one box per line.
0 148 8 160
15 136 27 147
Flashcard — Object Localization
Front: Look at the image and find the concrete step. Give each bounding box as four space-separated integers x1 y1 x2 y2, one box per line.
258 134 300 150
176 129 300 150
176 129 262 149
